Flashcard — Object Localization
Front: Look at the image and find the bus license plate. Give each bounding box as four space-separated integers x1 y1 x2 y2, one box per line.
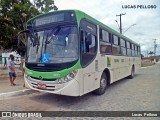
37 83 46 89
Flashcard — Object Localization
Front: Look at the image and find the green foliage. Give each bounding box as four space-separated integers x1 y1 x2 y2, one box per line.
34 0 58 13
0 0 58 51
149 51 154 56
141 54 144 58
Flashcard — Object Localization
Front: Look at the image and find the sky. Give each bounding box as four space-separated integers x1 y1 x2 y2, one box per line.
32 0 160 56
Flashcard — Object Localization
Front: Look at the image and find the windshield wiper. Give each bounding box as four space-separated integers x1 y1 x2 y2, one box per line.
43 26 61 53
29 30 40 47
28 30 40 62
45 25 61 44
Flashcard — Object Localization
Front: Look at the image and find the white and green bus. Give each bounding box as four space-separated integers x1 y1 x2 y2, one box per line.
18 10 141 96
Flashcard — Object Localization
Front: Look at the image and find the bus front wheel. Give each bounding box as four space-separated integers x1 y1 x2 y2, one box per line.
94 73 107 95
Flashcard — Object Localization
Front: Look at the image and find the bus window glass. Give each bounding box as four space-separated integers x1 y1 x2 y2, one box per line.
112 45 121 55
102 30 109 42
89 34 96 52
121 47 127 55
132 44 134 50
80 20 97 35
27 26 78 63
127 41 130 48
100 41 111 53
81 30 97 67
132 50 135 56
120 39 126 47
113 35 118 45
127 48 132 56
99 28 111 54
112 35 120 55
130 43 132 49
135 51 138 56
135 45 137 51
139 51 141 57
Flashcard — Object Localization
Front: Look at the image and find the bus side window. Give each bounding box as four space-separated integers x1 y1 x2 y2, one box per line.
99 28 111 54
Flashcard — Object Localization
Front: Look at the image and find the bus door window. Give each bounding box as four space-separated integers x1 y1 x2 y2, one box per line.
80 30 86 53
81 30 96 53
80 30 97 67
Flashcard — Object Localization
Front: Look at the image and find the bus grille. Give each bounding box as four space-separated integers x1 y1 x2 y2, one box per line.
30 76 56 81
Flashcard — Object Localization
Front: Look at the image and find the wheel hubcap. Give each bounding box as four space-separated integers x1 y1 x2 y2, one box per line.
100 78 106 89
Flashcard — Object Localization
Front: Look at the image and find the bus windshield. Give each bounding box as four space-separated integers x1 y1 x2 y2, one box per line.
27 26 78 63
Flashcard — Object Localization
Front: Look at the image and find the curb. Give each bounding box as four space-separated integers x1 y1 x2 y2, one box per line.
0 89 35 100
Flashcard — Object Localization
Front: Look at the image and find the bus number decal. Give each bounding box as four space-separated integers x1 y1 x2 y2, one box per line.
114 59 119 63
121 59 124 62
95 60 98 71
53 73 60 77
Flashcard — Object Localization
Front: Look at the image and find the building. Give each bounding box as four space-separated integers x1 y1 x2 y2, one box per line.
2 51 21 65
142 56 160 64
149 56 160 63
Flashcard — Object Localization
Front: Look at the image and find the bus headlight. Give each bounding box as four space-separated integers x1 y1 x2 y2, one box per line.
57 70 78 84
69 73 75 78
25 72 31 80
25 73 29 79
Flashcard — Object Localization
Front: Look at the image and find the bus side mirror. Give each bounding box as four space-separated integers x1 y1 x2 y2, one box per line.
17 31 27 56
18 30 29 48
18 33 25 50
86 34 92 45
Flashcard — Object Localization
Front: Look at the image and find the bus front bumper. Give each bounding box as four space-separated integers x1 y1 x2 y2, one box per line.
24 76 80 96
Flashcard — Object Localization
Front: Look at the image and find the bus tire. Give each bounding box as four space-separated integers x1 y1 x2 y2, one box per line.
129 66 135 79
94 73 107 95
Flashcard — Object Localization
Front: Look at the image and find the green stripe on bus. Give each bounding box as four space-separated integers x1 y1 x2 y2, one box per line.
25 59 81 80
107 57 111 67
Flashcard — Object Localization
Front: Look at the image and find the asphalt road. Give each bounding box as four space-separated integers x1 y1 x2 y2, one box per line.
0 64 160 119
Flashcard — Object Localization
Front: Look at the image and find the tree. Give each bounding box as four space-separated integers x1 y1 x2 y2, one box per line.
141 54 144 58
148 51 154 56
0 0 58 51
0 0 39 50
34 0 58 13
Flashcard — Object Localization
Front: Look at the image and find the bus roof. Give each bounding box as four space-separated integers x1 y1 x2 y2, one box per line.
27 9 140 46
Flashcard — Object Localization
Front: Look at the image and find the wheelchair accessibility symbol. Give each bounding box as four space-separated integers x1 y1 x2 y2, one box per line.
42 53 49 63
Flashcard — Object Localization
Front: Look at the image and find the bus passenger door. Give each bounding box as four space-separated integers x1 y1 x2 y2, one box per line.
80 29 98 94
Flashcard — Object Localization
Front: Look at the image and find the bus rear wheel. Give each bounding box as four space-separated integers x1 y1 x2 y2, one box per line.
129 66 135 79
94 73 107 95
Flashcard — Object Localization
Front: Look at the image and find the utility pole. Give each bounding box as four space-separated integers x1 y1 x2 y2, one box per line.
153 39 157 56
116 13 126 34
